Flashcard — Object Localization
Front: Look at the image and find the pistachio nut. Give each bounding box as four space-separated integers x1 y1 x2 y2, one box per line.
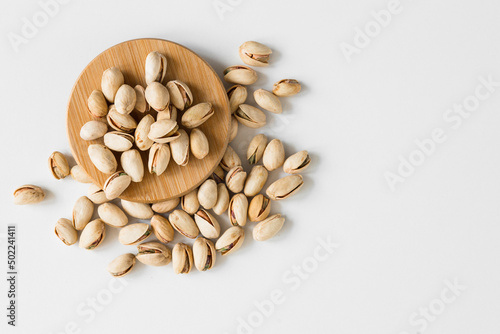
247 134 267 164
87 184 109 204
169 209 199 239
72 196 94 230
148 143 170 175
229 116 238 142
190 128 209 159
166 80 193 111
120 149 144 183
243 165 268 197
157 105 178 121
193 237 216 271
79 219 106 250
263 139 285 171
172 243 193 274
194 209 221 239
145 51 167 84
121 200 154 219
151 214 175 243
226 166 247 194
104 132 134 152
136 241 172 266
134 85 149 113
181 189 199 215
87 90 108 118
220 145 241 171
80 120 108 141
118 223 152 245
170 129 190 166
211 165 225 184
228 193 248 227
253 214 285 241
266 174 304 200
114 84 137 115
135 114 155 151
223 65 258 85
248 194 271 222
108 253 136 277
49 151 70 180
97 202 128 228
103 171 131 200
254 89 282 114
234 104 266 128
272 79 301 97
101 67 124 103
198 179 218 210
13 185 45 205
181 102 214 129
145 82 170 112
151 197 180 214
215 226 245 256
54 218 78 246
147 119 180 143
70 165 93 183
213 183 229 215
283 150 311 174
107 109 137 133
239 41 272 67
227 85 247 113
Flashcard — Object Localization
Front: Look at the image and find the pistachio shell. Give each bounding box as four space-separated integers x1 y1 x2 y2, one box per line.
190 128 209 159
254 89 282 114
223 66 258 85
48 151 70 180
107 109 137 133
227 85 247 113
114 84 136 115
104 132 134 152
103 172 131 200
234 104 266 128
247 134 268 164
272 79 301 97
198 179 218 209
248 194 271 222
166 80 193 111
220 145 241 171
211 165 226 184
101 67 124 103
87 90 108 118
151 197 180 214
169 209 199 239
193 238 216 271
170 129 190 166
80 120 108 141
134 85 149 113
228 193 248 227
194 209 221 239
181 102 214 129
253 214 285 241
70 165 93 183
226 166 247 194
121 200 154 219
98 203 128 228
145 51 167 84
13 185 45 205
135 114 155 151
148 143 170 175
72 196 94 230
243 165 268 197
172 243 193 274
213 183 230 215
266 174 304 200
151 214 175 243
229 116 238 142
215 226 245 256
55 218 78 246
121 149 144 183
108 253 136 277
118 223 152 245
79 219 106 250
145 82 170 111
263 139 285 171
88 144 117 174
181 189 199 215
87 184 109 204
136 242 172 266
148 119 180 143
283 150 311 174
239 41 272 67
157 105 178 121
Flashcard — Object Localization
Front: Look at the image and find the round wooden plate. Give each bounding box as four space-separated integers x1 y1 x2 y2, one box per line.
67 38 231 203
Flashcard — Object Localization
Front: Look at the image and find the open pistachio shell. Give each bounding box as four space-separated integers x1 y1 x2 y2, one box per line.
136 242 172 266
234 104 266 128
104 132 134 152
226 166 247 194
220 145 241 171
211 165 226 184
215 226 245 256
134 85 149 113
87 90 108 118
72 196 94 230
248 194 271 222
223 65 258 85
148 119 180 144
103 171 131 200
107 109 137 133
151 214 175 243
172 243 193 274
157 105 178 121
181 189 199 215
135 114 155 151
87 184 109 204
108 253 136 277
13 185 45 205
266 174 304 200
239 41 272 67
181 102 214 129
227 85 247 113
55 218 78 246
283 150 311 174
243 165 268 197
79 219 106 250
228 193 248 227
114 84 136 115
145 82 170 111
148 143 170 176
166 80 193 111
247 134 268 164
118 223 152 245
193 238 216 271
169 209 199 239
145 51 167 84
170 129 190 166
49 151 70 180
272 79 301 97
194 209 221 239
253 214 285 241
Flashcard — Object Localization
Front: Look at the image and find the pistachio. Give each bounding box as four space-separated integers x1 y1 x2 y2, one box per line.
97 203 128 228
72 196 94 230
54 218 78 246
104 132 134 152
114 84 137 115
181 189 199 215
103 171 131 200
239 41 272 67
198 179 218 209
253 214 285 241
13 185 45 205
148 143 170 175
108 253 136 277
135 114 155 151
79 219 106 250
223 65 258 85
248 194 271 222
228 193 248 227
193 238 216 271
190 128 209 159
170 129 190 166
107 109 137 133
266 174 304 200
134 85 149 113
151 197 180 214
118 223 152 245
157 105 178 121
234 104 266 128
172 243 193 274
215 226 245 256
243 165 268 197
80 120 108 141
145 51 167 84
181 102 214 129
254 89 282 114
151 214 175 243
148 119 180 144
211 165 226 184
49 151 70 180
166 80 193 111
227 85 247 113
70 165 93 183
263 139 285 171
220 145 241 171
88 144 117 174
120 149 144 183
284 150 311 174
226 166 247 194
145 82 170 112
121 200 154 219
87 184 109 204
247 134 268 164
194 209 221 239
213 183 230 215
101 67 124 103
272 79 301 97
87 90 108 118
136 242 172 266
169 209 199 239
229 116 238 142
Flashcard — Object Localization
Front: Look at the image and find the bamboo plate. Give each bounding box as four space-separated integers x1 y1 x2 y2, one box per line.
67 38 231 203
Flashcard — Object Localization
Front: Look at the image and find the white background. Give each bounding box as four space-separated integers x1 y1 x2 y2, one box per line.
1 0 500 333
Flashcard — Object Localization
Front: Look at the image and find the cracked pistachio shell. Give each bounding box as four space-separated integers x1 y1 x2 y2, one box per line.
244 165 268 197
121 200 154 219
181 102 214 129
198 179 218 210
190 128 209 159
220 145 241 171
107 109 137 133
108 253 136 277
79 219 106 250
80 120 108 141
152 197 180 214
170 129 190 166
263 139 285 171
70 165 93 183
49 151 70 180
247 134 267 164
72 196 94 230
148 143 170 175
194 209 221 239
118 223 152 245
13 185 45 205
226 166 247 194
227 85 247 113
135 114 155 151
134 85 149 113
121 149 144 183
228 193 248 227
284 150 311 174
55 218 78 246
151 214 174 243
254 89 282 114
136 242 172 266
248 194 271 222
87 184 109 204
229 116 238 142
88 144 117 174
253 214 285 241
173 243 193 274
169 209 199 239
87 90 108 118
182 189 199 215
239 41 272 67
104 132 134 152
145 82 170 111
193 238 216 271
98 203 128 228
223 65 258 85
148 119 180 144
234 104 266 128
266 174 304 200
211 165 226 184
273 79 301 97
166 80 193 111
114 84 136 115
103 172 131 200
157 105 178 121
101 67 124 103
213 183 229 215
215 226 245 256
145 51 167 84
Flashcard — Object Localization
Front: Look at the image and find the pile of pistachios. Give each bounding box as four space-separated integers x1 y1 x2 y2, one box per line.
13 41 311 276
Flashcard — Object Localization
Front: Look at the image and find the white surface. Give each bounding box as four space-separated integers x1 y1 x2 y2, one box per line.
1 0 500 333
